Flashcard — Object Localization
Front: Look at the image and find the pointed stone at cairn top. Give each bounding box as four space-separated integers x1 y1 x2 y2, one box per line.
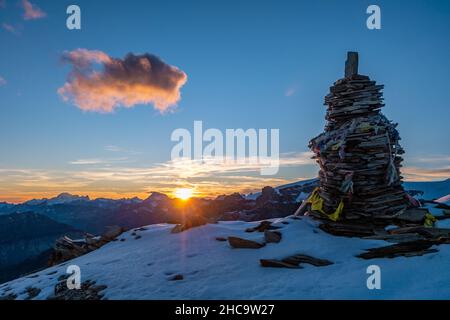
345 51 359 78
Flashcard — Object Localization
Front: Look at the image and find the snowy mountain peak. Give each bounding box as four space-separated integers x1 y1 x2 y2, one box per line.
144 192 170 203
23 193 90 206
47 193 90 205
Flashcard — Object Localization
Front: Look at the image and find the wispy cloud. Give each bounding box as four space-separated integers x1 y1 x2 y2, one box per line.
0 0 6 9
402 154 450 181
2 22 20 35
69 159 106 165
410 155 450 164
402 166 450 181
58 49 188 113
0 75 6 86
104 145 123 152
285 85 298 97
69 157 131 165
21 0 46 20
104 145 141 155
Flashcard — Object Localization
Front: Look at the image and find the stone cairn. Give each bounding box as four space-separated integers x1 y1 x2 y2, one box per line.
308 52 409 220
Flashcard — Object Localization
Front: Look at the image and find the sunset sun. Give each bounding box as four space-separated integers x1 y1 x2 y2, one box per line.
174 188 193 200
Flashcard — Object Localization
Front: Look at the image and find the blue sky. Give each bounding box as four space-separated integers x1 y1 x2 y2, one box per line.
0 0 449 202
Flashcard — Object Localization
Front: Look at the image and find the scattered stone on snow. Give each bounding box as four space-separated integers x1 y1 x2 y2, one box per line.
101 225 126 241
260 259 301 269
283 254 334 267
319 221 378 237
264 230 282 243
169 274 184 281
47 279 107 300
395 208 428 223
49 225 126 265
0 293 17 300
261 254 333 269
171 215 207 233
363 233 425 243
25 287 41 300
435 203 450 210
228 236 265 249
356 240 439 259
245 221 281 233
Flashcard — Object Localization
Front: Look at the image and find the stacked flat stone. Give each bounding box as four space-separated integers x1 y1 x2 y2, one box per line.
309 52 409 219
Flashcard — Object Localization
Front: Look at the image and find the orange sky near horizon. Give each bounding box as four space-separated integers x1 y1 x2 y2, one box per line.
2 173 449 204
0 177 293 204
0 155 448 204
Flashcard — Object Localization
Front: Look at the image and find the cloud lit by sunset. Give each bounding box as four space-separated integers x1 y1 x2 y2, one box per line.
58 49 187 113
21 0 46 20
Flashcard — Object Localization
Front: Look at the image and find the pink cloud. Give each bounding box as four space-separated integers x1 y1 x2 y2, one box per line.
22 0 46 20
2 22 20 35
62 49 112 68
58 49 188 113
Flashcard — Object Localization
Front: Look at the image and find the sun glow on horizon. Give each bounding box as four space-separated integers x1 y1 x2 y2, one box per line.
174 188 194 200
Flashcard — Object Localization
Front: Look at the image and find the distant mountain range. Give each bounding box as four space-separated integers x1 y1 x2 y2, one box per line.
0 178 448 284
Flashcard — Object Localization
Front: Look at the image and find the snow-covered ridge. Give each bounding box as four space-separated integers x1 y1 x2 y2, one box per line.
245 178 450 202
2 213 450 300
23 193 90 206
245 178 319 200
403 179 450 201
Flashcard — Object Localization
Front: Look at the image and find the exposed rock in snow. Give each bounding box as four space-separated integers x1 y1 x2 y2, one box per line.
171 215 207 233
264 230 282 243
228 236 265 249
47 277 107 300
48 226 125 265
356 241 439 259
261 253 333 269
